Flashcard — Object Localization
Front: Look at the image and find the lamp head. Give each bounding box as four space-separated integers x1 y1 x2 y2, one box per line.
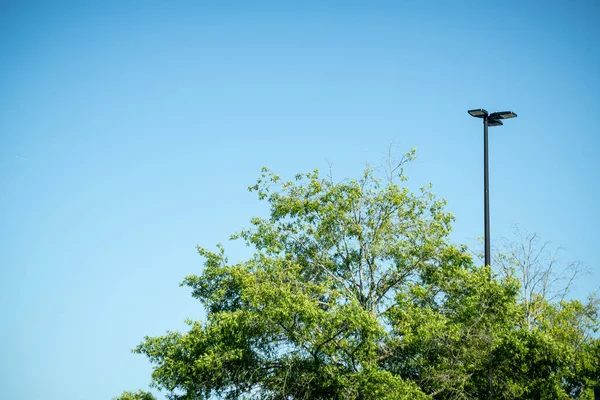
468 109 488 118
489 111 517 120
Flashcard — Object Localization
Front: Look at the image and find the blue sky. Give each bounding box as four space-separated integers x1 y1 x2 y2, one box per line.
1 1 599 399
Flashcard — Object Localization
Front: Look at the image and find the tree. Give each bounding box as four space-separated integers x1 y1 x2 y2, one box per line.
122 152 599 399
489 228 600 399
113 390 157 400
494 226 590 331
135 151 466 399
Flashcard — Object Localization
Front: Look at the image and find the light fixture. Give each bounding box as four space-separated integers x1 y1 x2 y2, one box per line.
489 111 517 120
468 109 488 118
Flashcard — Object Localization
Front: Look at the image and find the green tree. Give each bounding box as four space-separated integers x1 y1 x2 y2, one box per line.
136 151 458 399
113 390 157 400
494 227 590 331
489 229 600 399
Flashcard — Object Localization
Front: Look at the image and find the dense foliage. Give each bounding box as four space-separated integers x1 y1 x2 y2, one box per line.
119 153 599 399
114 390 157 400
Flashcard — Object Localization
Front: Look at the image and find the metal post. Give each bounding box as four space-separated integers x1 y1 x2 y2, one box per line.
484 116 490 268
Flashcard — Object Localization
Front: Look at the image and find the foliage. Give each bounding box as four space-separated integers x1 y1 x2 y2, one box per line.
122 152 600 399
113 390 157 400
494 226 590 331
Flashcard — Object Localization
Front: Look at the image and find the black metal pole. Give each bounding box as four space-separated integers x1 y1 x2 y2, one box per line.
484 116 490 268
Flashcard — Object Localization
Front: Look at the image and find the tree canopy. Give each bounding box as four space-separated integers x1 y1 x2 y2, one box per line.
119 152 599 399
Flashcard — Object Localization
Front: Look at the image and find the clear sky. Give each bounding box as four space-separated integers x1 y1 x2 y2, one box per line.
1 1 599 399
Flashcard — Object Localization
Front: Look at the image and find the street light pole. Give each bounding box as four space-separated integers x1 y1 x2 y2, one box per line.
468 109 517 268
483 115 490 268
